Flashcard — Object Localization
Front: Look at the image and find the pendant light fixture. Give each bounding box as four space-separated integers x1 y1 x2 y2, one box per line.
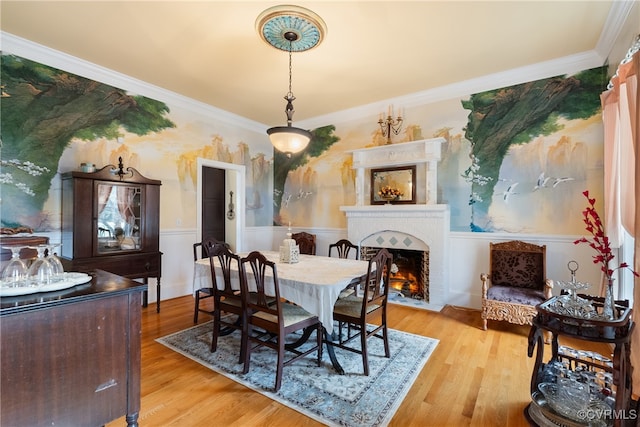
256 5 327 156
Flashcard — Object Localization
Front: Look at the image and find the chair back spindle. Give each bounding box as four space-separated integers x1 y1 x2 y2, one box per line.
328 239 359 260
242 251 280 313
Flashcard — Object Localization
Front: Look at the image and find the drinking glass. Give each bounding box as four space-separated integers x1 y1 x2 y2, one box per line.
27 245 54 286
1 246 28 286
46 243 65 281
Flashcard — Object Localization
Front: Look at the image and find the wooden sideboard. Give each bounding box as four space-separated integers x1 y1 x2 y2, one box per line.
0 269 146 427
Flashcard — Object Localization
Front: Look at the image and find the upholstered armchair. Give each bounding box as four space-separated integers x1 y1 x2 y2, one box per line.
481 240 553 330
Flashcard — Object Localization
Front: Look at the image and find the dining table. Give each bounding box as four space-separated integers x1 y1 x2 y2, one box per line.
193 250 371 374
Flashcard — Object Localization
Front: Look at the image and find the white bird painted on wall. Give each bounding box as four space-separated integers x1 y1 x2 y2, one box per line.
552 177 574 188
503 182 519 202
296 189 313 199
532 172 551 191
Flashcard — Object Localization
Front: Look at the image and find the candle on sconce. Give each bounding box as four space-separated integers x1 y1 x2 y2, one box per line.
377 104 403 145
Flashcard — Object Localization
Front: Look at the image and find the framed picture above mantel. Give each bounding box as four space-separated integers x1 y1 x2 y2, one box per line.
370 165 416 205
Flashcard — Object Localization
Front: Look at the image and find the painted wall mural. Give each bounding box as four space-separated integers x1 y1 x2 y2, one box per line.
1 51 606 236
273 125 340 226
275 66 607 234
1 54 274 232
1 54 174 230
459 67 607 232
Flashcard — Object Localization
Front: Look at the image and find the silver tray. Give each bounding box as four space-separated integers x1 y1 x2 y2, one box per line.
0 272 92 297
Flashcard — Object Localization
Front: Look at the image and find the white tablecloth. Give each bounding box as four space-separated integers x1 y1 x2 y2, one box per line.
194 250 370 328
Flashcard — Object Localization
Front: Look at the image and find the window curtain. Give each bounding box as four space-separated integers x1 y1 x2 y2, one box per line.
601 37 639 395
116 186 137 230
97 185 113 219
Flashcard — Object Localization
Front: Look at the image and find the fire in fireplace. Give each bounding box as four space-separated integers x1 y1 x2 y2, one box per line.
361 247 429 302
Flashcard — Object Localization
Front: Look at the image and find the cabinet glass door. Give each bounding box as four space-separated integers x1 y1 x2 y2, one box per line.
96 183 142 254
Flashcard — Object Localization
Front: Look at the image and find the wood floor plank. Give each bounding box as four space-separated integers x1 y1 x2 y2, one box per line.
106 296 613 426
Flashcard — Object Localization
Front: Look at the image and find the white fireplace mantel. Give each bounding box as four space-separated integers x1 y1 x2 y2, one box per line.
342 139 449 310
349 138 445 205
340 204 450 311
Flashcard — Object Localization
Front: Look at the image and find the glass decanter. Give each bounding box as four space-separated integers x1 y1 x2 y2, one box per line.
27 245 54 287
1 246 28 286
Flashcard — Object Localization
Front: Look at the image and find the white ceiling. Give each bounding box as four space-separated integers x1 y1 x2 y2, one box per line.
0 1 633 127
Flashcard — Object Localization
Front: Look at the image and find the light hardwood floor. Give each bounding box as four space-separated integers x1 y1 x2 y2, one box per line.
107 296 611 427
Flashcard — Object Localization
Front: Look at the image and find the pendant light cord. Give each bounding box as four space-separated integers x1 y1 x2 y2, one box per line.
287 40 294 99
284 39 296 125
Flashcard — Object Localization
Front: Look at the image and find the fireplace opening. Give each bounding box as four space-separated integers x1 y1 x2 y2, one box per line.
361 247 429 302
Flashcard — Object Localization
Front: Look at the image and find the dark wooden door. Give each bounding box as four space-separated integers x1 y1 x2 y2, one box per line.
202 167 226 245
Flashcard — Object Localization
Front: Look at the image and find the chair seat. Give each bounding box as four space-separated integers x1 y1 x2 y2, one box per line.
219 296 242 308
221 292 275 309
253 302 316 327
338 288 355 299
333 296 381 317
487 285 546 306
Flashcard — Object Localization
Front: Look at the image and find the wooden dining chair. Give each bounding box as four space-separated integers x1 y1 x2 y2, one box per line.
193 237 230 323
207 243 247 363
292 231 316 255
239 251 322 391
193 241 211 323
328 239 359 260
329 239 361 299
331 247 392 376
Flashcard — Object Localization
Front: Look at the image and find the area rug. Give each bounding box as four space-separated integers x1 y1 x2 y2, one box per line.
157 321 438 427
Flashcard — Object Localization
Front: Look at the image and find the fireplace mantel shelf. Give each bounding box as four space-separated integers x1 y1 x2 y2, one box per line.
340 204 448 213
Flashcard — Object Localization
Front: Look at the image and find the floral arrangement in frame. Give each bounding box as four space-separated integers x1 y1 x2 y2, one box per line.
370 165 416 205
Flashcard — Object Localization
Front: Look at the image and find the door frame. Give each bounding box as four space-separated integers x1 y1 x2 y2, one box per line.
196 158 246 252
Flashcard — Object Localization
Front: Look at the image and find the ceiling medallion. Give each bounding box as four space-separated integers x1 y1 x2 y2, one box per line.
256 5 327 53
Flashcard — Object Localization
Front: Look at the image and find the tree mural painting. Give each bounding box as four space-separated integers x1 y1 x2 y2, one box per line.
0 55 175 230
461 66 607 231
273 125 339 225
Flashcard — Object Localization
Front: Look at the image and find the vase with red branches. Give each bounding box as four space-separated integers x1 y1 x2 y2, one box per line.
574 191 638 319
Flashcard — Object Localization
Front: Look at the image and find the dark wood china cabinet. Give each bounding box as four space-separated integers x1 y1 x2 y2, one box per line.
61 158 162 311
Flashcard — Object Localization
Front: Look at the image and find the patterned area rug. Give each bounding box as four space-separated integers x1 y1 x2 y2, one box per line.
157 321 438 427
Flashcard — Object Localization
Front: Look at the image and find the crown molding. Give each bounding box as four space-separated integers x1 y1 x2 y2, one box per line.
298 48 604 129
300 1 633 130
2 0 631 134
594 0 637 60
1 32 268 134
